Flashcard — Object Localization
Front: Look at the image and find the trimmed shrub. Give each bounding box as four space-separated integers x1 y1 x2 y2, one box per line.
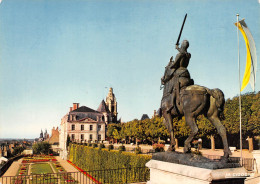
99 143 105 149
92 143 97 148
87 143 92 147
69 144 151 171
118 145 126 152
135 146 142 154
108 144 114 151
69 144 151 183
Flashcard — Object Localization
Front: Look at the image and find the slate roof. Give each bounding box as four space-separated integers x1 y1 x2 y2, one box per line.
72 106 98 113
69 106 102 121
97 100 110 113
141 114 150 120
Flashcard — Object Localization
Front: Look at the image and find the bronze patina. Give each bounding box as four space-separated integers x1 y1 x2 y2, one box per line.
160 40 231 159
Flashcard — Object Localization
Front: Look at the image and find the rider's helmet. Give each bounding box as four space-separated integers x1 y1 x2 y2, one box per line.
181 40 189 50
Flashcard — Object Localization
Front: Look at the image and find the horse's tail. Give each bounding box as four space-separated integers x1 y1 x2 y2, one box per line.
207 88 225 120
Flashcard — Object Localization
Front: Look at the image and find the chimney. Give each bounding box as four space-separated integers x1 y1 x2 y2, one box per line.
70 107 73 112
73 103 79 110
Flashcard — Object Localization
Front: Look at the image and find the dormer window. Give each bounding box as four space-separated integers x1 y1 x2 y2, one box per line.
73 115 76 121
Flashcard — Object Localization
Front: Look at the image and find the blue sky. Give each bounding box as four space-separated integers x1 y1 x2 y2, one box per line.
0 0 259 139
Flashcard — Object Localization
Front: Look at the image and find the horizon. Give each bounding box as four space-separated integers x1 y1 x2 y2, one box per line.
0 91 260 141
0 91 259 139
0 0 259 139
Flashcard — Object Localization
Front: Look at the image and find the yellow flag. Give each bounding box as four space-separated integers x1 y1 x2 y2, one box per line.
234 19 257 92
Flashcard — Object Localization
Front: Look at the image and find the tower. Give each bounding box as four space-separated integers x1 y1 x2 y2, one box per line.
40 129 43 139
105 87 118 123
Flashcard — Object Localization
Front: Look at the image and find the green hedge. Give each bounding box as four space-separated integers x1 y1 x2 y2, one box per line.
69 144 151 183
69 144 151 170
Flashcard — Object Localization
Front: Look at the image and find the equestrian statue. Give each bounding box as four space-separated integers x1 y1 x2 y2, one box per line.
160 14 231 159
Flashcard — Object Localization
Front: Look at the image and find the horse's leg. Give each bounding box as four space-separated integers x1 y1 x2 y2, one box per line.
184 114 198 153
208 115 232 158
163 111 175 151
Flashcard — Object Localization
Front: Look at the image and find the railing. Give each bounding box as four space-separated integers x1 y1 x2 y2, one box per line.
0 155 24 177
203 154 255 171
0 167 149 184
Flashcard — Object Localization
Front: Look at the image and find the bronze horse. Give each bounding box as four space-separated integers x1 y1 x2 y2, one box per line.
161 66 232 159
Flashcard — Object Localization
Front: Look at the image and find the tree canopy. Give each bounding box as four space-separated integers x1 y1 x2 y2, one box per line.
32 142 51 155
106 92 259 147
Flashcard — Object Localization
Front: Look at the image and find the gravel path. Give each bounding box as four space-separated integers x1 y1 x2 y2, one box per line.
2 158 23 177
55 156 78 172
56 156 95 184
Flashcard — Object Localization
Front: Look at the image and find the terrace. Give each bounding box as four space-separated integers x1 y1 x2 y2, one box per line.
0 155 148 184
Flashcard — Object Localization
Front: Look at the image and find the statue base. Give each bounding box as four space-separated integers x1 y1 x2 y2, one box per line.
146 152 248 184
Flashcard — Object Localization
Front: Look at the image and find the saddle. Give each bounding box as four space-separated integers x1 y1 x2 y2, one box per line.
182 85 208 96
173 85 208 115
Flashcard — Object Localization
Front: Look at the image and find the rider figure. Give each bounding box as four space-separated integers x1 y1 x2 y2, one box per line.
161 40 194 114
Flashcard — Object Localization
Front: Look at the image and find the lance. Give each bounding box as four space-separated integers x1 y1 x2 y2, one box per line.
176 13 187 46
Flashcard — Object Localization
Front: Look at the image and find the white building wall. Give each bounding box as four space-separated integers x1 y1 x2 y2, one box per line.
59 113 106 160
59 114 68 160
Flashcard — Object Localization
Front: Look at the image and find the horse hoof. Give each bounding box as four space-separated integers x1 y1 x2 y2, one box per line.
223 151 231 159
183 147 191 153
167 146 175 152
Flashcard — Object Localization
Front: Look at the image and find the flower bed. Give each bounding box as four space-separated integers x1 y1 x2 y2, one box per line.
50 161 78 183
152 144 165 152
17 164 29 176
22 155 57 163
13 176 26 184
51 161 66 173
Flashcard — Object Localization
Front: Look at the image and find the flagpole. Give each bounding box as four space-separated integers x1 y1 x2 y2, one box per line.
236 14 243 162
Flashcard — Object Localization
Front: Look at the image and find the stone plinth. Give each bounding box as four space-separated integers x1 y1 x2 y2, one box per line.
146 160 248 184
152 152 240 169
146 152 248 184
252 150 260 174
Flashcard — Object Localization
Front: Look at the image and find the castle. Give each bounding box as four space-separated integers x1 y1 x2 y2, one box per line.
59 87 118 159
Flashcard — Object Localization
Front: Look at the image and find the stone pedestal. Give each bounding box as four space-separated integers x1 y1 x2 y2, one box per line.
146 160 247 184
252 150 260 173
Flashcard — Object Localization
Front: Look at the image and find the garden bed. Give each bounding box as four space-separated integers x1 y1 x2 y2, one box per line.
22 155 57 163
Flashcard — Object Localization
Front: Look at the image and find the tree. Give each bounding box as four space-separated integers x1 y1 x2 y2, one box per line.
66 135 71 148
104 91 259 150
32 142 51 155
12 146 25 156
223 92 260 149
107 124 122 143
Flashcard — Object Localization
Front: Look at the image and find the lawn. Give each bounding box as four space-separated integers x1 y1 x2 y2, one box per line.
31 163 53 174
14 155 79 183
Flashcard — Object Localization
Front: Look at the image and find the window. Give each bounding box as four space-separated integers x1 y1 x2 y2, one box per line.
71 124 75 130
81 125 84 130
102 116 105 122
98 125 101 131
89 134 93 140
90 125 93 130
81 134 84 141
71 134 75 141
111 106 114 112
98 134 101 141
